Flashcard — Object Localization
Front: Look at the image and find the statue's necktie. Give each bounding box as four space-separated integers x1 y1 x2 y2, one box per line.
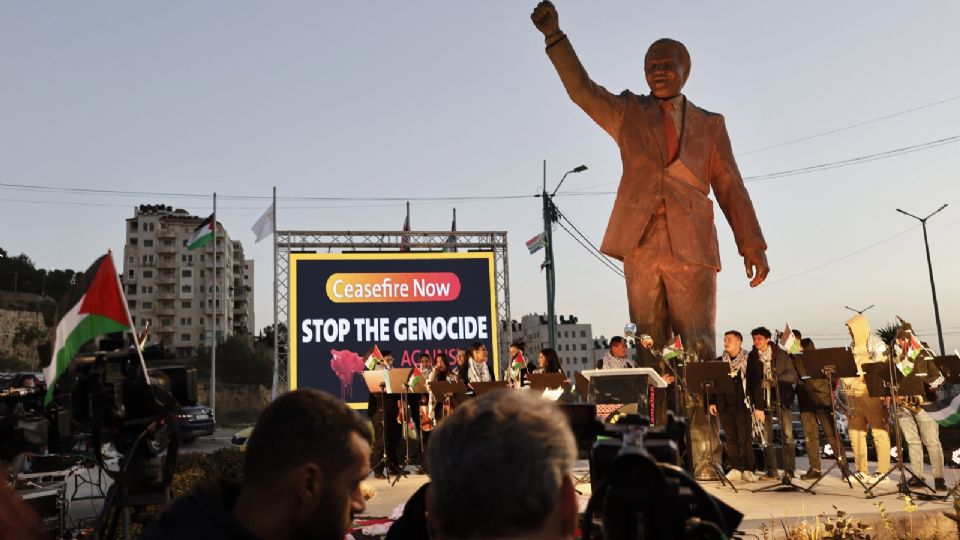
660 100 679 163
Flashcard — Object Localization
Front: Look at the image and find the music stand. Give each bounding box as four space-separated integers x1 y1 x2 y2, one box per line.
529 372 568 391
362 371 400 483
796 347 865 491
862 362 934 499
933 355 960 383
471 381 510 396
580 368 666 423
685 362 738 492
574 372 590 402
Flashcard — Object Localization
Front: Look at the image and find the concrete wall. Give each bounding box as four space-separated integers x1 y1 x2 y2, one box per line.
197 381 270 424
0 308 47 369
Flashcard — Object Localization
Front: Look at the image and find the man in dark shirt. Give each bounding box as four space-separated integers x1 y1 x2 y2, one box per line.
142 389 371 540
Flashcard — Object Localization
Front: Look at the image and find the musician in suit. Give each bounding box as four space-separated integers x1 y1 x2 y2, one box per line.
531 0 768 362
747 327 799 479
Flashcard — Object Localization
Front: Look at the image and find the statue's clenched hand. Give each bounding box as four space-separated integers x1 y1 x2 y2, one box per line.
743 249 769 288
531 1 560 36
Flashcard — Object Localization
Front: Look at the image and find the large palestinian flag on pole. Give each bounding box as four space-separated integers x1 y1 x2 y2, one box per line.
43 252 133 404
187 214 215 251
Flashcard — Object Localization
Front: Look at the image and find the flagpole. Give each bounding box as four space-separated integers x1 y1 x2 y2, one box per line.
109 250 150 384
272 186 279 399
212 192 217 419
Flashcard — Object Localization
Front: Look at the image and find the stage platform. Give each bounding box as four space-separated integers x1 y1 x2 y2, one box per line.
359 456 960 538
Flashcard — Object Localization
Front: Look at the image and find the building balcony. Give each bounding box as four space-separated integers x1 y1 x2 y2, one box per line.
156 290 177 300
156 243 176 254
155 307 176 317
156 229 177 239
156 275 176 285
157 259 176 269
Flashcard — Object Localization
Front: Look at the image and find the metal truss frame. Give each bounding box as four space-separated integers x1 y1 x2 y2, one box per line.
273 230 511 396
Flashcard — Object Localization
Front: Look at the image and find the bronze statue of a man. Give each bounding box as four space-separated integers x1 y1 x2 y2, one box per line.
531 1 769 362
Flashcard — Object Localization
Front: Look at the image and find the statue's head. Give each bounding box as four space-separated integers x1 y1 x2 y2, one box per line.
644 38 690 99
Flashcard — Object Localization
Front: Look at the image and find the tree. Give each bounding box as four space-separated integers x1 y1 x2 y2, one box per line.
196 336 272 386
12 322 48 371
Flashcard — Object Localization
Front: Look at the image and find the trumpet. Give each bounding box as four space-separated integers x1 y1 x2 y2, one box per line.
745 397 768 447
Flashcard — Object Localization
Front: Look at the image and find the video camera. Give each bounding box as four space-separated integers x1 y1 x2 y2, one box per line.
577 404 743 539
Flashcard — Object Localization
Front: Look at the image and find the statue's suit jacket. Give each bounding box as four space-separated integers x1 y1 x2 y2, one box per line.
546 38 767 269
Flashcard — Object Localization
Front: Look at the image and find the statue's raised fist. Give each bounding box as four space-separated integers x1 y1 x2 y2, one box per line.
531 1 560 36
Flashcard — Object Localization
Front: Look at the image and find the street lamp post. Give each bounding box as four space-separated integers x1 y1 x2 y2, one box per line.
541 160 587 349
844 305 875 315
896 204 948 356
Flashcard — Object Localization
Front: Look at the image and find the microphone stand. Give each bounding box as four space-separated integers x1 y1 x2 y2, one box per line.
371 381 399 483
806 366 867 492
754 353 812 493
392 386 414 486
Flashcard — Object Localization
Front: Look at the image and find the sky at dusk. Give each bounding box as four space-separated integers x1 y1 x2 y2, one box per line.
3 2 959 355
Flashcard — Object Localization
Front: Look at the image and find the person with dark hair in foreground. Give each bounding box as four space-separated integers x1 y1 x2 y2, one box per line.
142 389 371 540
427 390 578 539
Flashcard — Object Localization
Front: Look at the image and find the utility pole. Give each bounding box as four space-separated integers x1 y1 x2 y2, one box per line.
542 160 557 349
540 160 588 350
896 204 948 356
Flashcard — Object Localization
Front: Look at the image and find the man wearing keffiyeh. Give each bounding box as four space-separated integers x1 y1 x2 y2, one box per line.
708 330 756 482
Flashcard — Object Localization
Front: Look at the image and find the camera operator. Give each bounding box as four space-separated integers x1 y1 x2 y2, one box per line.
142 389 371 540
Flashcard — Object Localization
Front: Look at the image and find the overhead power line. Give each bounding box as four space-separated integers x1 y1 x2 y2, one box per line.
738 94 960 156
718 225 919 299
554 218 625 279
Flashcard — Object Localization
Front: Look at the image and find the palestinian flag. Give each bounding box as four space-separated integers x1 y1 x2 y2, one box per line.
779 323 802 354
187 214 215 251
43 253 132 404
922 394 960 427
905 333 924 361
409 366 426 390
365 345 384 370
662 336 683 361
511 352 525 372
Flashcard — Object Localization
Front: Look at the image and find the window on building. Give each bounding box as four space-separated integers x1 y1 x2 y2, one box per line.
181 285 192 293
180 317 192 325
200 255 205 262
128 300 136 309
161 318 172 327
143 301 152 309
143 270 153 279
143 239 154 247
200 270 205 277
128 269 135 279
129 237 138 246
181 269 192 278
127 284 136 294
582 357 588 364
181 334 191 342
128 255 135 264
580 330 587 337
181 301 192 309
581 344 587 351
129 222 138 231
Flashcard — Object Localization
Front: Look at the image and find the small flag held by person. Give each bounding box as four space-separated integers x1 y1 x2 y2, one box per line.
365 345 384 370
662 336 683 361
779 324 802 354
409 365 426 390
526 232 547 254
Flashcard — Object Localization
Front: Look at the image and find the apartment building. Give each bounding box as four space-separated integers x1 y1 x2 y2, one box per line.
122 204 254 357
515 313 595 379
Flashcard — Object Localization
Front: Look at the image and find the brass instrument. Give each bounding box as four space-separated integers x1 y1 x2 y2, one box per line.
745 397 768 447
